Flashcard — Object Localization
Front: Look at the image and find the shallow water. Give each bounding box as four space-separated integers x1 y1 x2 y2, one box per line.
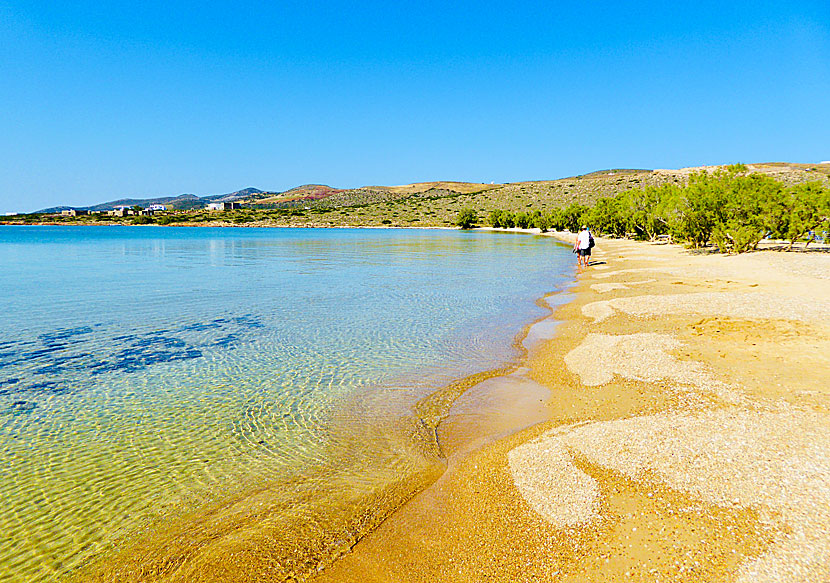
0 226 572 582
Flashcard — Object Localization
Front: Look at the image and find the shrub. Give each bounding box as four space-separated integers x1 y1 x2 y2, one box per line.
489 209 504 228
455 208 477 229
781 182 830 249
561 164 828 253
530 210 550 232
551 203 588 232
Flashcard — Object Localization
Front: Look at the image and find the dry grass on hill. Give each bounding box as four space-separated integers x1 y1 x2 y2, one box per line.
9 163 828 229
239 162 830 228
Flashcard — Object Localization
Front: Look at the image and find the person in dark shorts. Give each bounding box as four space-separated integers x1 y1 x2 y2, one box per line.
574 225 592 268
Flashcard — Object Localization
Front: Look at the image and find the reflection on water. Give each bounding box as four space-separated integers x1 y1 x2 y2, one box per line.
0 226 571 582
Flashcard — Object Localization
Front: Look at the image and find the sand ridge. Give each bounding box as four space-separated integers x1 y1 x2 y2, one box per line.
581 291 830 323
507 236 830 582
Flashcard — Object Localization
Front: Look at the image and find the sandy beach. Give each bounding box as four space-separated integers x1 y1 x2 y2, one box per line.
314 234 830 582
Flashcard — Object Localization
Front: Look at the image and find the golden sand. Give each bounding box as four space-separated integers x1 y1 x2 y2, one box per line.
314 234 830 582
77 235 829 582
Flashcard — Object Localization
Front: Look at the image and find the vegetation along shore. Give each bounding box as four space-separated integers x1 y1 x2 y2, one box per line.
6 163 829 253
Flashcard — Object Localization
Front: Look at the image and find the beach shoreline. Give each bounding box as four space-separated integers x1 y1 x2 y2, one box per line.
24 225 828 581
313 234 830 582
53 227 573 583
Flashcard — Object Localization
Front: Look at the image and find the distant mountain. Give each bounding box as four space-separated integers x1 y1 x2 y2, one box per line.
203 187 266 204
244 185 343 205
32 162 830 215
36 188 268 213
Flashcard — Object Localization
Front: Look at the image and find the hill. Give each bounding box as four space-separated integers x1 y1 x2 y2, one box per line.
246 185 344 205
234 162 828 216
230 162 830 228
22 162 829 228
36 187 269 213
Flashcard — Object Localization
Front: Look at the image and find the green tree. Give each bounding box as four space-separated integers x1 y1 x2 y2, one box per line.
455 208 477 229
586 195 628 237
552 203 588 232
669 169 730 248
530 210 550 232
625 186 671 240
710 173 782 253
489 209 504 228
726 163 749 174
782 182 830 250
131 214 153 225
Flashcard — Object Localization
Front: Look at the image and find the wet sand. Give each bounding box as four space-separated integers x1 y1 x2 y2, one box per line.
315 236 830 582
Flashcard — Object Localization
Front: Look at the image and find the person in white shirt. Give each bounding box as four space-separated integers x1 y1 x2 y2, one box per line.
574 225 592 268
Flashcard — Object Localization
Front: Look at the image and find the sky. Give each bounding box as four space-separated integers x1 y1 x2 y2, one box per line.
1 1 828 212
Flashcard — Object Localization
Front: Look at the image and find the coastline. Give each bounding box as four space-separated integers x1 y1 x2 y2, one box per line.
61 229 573 583
4 221 829 255
313 234 830 581
12 225 828 581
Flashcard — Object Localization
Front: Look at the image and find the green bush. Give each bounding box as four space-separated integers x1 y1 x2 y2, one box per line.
489 209 504 228
551 203 588 232
455 208 477 229
782 182 830 249
563 165 829 253
529 210 550 232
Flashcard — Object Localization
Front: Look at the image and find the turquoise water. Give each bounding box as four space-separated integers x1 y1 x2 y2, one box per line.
0 226 572 581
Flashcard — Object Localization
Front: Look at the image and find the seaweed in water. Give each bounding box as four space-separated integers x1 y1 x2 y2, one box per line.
23 345 73 358
0 352 24 369
6 313 264 386
232 314 264 328
33 353 91 375
0 378 21 396
130 334 187 350
212 334 239 348
23 381 63 393
38 326 93 345
180 322 223 332
90 337 204 374
8 400 36 415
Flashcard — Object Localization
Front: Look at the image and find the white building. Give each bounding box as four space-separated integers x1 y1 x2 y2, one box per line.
206 202 241 211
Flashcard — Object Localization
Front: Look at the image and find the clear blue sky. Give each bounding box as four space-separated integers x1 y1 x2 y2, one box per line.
1 1 828 212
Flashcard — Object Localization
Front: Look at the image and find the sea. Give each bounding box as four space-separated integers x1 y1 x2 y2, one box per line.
0 226 572 582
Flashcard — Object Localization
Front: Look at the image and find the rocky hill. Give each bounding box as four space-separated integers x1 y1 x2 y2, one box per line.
26 163 829 228
36 187 269 213
236 162 830 216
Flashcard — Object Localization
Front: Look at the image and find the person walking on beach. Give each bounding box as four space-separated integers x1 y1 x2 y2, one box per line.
574 225 593 268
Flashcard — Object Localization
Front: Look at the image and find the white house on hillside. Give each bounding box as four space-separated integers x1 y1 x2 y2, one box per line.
206 202 240 211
